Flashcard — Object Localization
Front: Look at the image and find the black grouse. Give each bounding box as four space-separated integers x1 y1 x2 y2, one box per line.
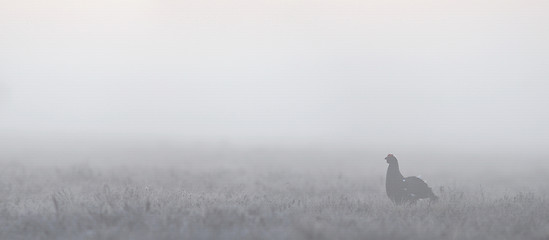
385 154 438 204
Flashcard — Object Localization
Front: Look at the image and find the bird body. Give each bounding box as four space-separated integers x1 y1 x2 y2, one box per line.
385 154 438 204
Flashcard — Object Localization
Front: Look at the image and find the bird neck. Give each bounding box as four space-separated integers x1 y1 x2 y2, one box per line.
387 162 404 179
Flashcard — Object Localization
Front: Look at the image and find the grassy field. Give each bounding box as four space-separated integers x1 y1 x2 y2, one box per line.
0 145 548 240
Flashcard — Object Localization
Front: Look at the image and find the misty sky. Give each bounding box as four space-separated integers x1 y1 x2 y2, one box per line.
1 0 548 150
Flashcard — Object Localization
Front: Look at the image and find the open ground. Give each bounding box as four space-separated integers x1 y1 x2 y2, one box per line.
1 144 548 240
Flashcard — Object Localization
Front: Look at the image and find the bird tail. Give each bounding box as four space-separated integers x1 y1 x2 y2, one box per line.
429 188 439 202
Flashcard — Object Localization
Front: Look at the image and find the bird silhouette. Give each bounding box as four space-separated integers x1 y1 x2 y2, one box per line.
385 154 438 204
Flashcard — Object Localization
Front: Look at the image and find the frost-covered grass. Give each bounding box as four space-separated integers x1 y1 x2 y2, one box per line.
1 162 548 240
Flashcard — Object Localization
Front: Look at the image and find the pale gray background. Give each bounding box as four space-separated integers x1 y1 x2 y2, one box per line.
1 0 548 156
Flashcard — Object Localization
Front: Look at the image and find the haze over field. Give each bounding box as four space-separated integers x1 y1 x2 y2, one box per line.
1 0 549 153
2 1 549 239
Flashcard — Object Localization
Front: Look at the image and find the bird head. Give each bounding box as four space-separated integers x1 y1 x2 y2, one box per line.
385 154 398 164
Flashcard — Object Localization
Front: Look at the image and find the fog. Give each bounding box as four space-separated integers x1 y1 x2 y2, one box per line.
2 1 549 239
1 0 548 152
